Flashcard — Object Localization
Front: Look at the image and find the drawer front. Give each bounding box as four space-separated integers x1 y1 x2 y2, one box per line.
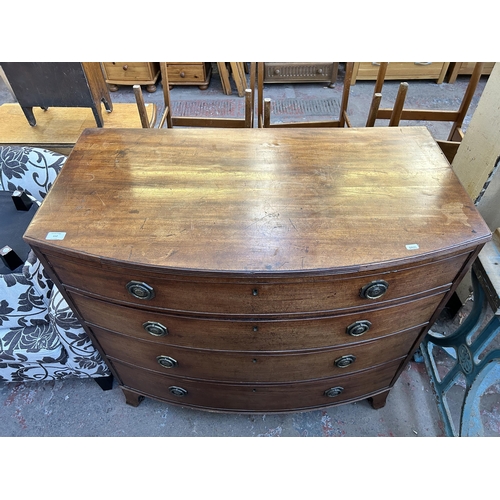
102 62 158 82
112 358 402 412
71 290 444 350
355 62 448 80
167 63 207 83
51 252 467 315
94 324 421 382
264 63 336 82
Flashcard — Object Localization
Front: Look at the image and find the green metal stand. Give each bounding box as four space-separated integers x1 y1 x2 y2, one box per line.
421 264 500 436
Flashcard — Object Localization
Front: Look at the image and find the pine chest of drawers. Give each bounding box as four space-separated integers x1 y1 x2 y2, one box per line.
101 62 161 92
24 127 491 413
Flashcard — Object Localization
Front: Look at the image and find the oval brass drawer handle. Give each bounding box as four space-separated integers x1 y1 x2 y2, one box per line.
324 387 344 398
360 280 389 299
334 355 356 368
157 355 178 369
346 320 372 337
169 386 188 397
143 321 168 337
126 280 155 300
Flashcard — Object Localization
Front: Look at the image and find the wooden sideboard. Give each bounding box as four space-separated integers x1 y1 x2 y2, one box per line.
263 63 339 87
24 127 491 413
351 62 450 84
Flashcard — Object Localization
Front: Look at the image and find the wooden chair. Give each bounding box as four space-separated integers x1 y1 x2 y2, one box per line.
217 63 249 96
158 62 253 128
365 62 485 162
256 62 354 128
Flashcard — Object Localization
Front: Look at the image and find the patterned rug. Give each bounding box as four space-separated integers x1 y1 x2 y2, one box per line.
171 98 341 118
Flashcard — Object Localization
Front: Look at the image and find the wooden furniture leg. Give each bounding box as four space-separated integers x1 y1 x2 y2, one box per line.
217 63 232 95
159 63 173 129
230 62 246 97
133 85 157 128
447 62 484 141
369 390 390 409
257 62 265 128
366 93 382 127
122 388 145 407
340 62 354 127
389 82 409 126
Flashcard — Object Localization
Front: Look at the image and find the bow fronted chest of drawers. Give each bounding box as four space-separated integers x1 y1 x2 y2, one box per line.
24 127 491 413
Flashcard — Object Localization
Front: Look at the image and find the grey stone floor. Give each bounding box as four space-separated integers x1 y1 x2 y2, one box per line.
0 63 497 439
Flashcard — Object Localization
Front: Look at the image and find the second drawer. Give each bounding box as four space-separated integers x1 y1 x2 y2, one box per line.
70 289 445 350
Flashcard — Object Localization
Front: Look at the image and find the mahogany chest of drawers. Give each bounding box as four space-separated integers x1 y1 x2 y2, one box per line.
24 127 491 413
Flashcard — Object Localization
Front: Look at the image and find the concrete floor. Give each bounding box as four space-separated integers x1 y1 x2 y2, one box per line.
0 63 498 438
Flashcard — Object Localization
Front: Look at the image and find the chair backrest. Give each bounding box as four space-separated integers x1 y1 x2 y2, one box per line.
158 62 253 129
366 62 485 134
0 146 66 201
258 62 354 128
364 62 486 162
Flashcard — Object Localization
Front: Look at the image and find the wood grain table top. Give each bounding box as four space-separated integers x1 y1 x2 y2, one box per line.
24 126 491 276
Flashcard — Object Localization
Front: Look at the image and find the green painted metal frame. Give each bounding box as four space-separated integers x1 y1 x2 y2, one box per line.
421 268 500 436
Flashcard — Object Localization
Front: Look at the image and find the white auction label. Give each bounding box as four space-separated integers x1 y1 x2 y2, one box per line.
46 232 67 240
406 244 419 250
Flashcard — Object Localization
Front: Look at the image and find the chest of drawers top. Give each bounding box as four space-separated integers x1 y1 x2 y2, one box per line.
24 127 490 276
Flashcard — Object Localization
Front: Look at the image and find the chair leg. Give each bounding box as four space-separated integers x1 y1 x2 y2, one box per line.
366 92 382 127
159 62 173 128
447 62 484 141
389 82 409 127
263 98 272 128
373 62 389 95
133 85 151 128
244 88 253 128
339 62 354 127
257 62 265 128
93 374 114 391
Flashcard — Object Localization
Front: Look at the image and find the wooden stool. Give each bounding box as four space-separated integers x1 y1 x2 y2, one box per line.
0 102 156 156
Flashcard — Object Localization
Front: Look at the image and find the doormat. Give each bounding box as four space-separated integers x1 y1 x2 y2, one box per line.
171 99 243 117
270 98 340 116
170 98 341 118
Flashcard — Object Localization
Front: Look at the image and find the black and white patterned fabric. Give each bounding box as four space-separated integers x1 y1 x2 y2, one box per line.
0 146 110 382
0 145 65 202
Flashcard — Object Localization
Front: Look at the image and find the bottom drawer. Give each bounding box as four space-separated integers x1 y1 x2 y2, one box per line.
112 358 403 413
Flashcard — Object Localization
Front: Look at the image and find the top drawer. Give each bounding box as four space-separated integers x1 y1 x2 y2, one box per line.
45 251 469 316
166 63 210 84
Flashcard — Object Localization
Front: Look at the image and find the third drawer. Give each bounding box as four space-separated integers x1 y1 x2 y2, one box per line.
93 323 422 383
